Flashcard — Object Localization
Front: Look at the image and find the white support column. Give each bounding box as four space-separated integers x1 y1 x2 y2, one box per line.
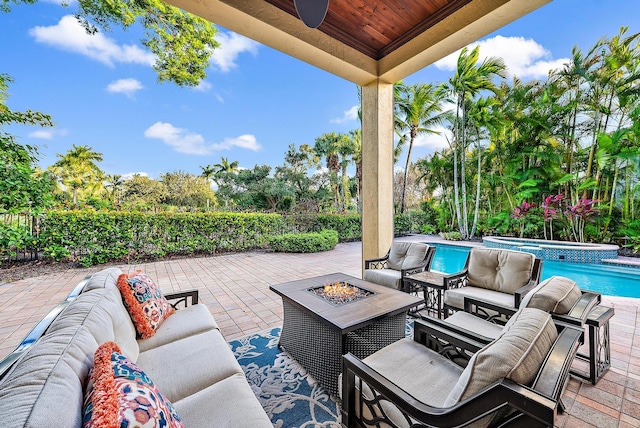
361 80 395 275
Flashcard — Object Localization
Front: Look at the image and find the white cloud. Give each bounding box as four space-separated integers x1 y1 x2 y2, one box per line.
29 15 155 67
434 35 569 80
330 105 359 124
106 78 143 98
210 31 259 72
122 172 148 180
193 81 212 92
144 122 262 155
413 125 451 152
211 135 261 151
28 128 69 140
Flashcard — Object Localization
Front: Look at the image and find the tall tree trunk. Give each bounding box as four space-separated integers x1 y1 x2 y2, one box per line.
460 100 469 239
400 130 416 213
470 126 482 238
452 101 463 235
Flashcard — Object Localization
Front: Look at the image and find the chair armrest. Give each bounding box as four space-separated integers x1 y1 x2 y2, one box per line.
442 269 468 290
513 279 539 307
364 254 389 270
463 297 517 321
415 316 493 347
164 289 199 309
341 353 557 428
400 260 431 278
552 291 601 326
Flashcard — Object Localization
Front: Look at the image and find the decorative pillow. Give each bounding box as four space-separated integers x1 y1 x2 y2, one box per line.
83 341 182 428
117 271 174 339
520 275 582 314
444 308 558 407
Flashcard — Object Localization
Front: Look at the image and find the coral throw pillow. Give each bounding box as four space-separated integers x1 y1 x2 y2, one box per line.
82 341 183 428
117 271 174 339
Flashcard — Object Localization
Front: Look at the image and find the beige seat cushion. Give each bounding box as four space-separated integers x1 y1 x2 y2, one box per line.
467 248 535 294
444 285 515 310
0 326 98 428
363 338 464 407
363 268 402 289
520 276 582 314
138 303 219 352
445 308 557 408
136 329 245 403
173 372 273 428
444 311 504 340
387 242 430 270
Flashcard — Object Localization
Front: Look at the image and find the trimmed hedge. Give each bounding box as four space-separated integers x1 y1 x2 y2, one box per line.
39 210 285 266
269 229 339 253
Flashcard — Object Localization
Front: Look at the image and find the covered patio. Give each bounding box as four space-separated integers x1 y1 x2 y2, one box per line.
1 237 640 426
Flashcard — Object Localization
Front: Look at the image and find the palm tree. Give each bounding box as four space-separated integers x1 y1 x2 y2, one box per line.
50 144 104 206
395 82 448 213
104 174 124 207
314 132 345 211
447 46 506 238
213 157 240 174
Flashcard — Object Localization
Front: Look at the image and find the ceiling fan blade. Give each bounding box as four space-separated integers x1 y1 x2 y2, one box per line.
294 0 330 28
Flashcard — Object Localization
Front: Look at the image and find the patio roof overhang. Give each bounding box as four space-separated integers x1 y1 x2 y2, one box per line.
164 0 553 266
165 0 551 85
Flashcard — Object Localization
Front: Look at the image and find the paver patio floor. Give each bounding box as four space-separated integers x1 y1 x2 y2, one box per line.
1 237 639 427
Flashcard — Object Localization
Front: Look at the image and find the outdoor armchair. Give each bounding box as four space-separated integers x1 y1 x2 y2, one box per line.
427 275 612 384
341 308 582 428
443 247 542 318
363 242 435 290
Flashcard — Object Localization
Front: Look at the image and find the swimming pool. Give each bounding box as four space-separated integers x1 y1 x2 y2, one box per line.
429 243 640 298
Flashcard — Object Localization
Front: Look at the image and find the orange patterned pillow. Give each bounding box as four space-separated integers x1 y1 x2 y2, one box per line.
116 271 174 339
82 341 183 428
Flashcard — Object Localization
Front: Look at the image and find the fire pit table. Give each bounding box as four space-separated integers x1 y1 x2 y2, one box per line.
270 273 421 397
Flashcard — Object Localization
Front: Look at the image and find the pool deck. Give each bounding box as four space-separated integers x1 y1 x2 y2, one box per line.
1 235 640 427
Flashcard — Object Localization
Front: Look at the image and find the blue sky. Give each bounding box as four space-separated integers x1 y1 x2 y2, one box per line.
3 0 640 179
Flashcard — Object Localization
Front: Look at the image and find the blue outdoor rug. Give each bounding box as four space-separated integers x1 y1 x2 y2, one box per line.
227 319 414 428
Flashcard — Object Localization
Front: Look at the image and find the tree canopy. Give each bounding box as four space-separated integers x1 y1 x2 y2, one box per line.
2 0 218 86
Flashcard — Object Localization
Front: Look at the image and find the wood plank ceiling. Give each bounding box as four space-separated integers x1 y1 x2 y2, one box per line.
265 0 473 59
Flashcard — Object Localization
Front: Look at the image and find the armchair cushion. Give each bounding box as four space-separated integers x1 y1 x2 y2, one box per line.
467 248 536 294
520 276 582 314
362 269 402 290
363 338 464 407
444 308 557 407
444 286 515 310
387 242 430 271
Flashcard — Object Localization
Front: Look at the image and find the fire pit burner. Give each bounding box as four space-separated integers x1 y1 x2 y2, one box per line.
308 281 374 306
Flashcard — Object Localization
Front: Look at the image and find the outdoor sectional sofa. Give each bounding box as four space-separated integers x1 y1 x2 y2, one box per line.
0 267 273 427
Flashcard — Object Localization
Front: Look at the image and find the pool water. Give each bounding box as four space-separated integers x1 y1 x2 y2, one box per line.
430 243 640 298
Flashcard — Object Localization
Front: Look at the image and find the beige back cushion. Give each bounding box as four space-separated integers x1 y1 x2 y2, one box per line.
47 288 139 361
444 308 558 409
520 276 583 314
387 242 429 271
467 248 536 294
0 326 98 428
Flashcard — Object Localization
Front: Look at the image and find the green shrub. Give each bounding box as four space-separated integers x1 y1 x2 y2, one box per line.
440 231 462 241
269 229 338 253
38 210 285 265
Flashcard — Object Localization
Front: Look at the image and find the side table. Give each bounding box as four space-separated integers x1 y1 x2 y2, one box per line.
402 271 447 319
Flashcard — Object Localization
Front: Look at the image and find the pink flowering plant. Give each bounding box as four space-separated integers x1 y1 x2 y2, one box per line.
511 201 537 238
565 197 599 242
541 193 564 240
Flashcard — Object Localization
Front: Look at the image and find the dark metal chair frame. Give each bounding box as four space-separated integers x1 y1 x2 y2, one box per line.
364 244 437 286
341 318 583 428
434 290 612 385
442 250 543 318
